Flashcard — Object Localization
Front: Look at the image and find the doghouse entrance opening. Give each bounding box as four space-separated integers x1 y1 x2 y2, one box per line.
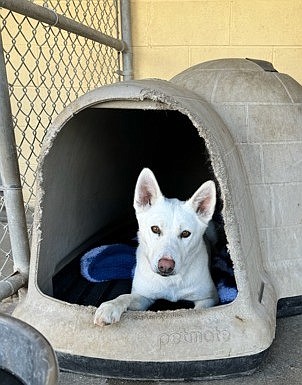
43 107 236 309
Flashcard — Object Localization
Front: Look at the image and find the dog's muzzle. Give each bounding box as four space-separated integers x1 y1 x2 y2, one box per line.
157 257 175 276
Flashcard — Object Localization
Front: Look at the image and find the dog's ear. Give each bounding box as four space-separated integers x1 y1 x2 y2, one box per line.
134 168 163 212
186 180 216 224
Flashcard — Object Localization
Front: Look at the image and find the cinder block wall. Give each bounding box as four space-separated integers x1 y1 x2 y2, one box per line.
131 0 302 83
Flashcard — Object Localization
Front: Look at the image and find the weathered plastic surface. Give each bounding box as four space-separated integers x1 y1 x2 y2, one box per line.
172 58 302 300
0 313 58 385
13 58 302 379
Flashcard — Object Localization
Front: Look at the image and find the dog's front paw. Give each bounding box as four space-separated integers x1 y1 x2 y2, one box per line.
94 301 124 326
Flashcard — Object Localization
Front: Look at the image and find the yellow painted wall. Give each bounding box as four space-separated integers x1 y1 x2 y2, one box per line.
131 0 302 84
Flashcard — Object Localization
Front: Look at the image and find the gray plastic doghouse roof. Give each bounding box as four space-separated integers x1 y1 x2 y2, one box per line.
14 59 302 380
172 58 302 301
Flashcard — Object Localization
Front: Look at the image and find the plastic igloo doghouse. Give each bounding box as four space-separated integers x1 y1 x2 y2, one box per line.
14 58 302 380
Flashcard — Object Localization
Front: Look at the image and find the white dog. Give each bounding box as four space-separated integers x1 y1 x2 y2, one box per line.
94 168 218 326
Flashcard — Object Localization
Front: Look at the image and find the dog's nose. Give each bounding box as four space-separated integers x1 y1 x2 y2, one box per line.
158 257 175 276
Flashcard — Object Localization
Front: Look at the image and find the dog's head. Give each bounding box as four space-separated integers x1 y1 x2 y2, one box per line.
133 168 216 276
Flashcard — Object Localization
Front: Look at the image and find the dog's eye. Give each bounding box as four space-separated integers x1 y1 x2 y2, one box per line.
151 225 161 235
180 230 191 238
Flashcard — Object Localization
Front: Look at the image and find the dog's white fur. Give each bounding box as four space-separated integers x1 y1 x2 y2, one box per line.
94 168 218 326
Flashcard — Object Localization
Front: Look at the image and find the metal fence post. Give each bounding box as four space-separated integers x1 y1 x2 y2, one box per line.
120 0 133 80
0 29 30 299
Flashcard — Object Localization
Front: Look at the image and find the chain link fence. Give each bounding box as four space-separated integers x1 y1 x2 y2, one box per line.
0 0 122 281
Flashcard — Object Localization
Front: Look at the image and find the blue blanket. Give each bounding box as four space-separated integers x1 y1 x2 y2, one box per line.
80 244 136 283
80 243 237 304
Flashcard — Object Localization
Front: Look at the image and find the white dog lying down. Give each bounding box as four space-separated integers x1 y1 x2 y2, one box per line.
94 168 218 326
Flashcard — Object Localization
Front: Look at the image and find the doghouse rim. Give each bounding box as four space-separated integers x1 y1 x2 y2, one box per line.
14 278 277 362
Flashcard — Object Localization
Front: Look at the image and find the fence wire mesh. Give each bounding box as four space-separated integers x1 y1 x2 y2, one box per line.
0 0 121 281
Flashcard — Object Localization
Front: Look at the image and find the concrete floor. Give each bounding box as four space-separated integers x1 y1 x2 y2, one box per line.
58 313 302 385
